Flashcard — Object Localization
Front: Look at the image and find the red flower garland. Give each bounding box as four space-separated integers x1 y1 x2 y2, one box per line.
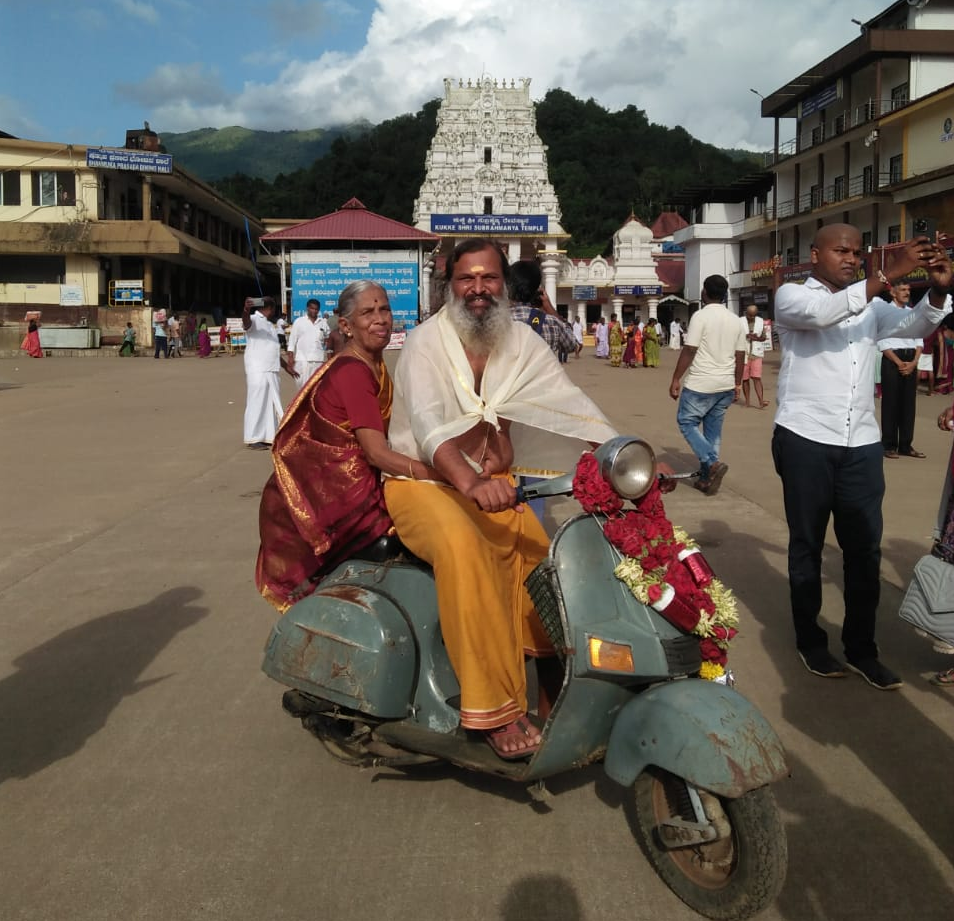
571 452 623 516
571 451 738 672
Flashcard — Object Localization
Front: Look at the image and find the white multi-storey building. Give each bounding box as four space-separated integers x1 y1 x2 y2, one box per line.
677 0 954 313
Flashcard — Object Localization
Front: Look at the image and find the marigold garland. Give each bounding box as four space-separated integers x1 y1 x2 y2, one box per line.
572 451 738 679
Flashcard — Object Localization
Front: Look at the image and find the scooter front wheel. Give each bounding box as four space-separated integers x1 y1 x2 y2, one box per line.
631 768 787 921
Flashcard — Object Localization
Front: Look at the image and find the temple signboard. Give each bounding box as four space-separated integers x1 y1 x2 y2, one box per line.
430 214 548 234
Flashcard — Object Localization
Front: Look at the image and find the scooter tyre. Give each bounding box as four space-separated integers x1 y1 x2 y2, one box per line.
631 768 787 921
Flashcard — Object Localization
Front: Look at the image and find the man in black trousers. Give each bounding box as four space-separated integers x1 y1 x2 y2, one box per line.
772 224 951 690
879 282 925 459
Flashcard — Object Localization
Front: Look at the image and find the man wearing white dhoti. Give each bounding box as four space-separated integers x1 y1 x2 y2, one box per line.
287 298 330 392
670 318 682 350
594 317 609 358
242 296 297 449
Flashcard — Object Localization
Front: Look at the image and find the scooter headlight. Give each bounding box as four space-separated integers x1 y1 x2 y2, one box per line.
595 436 657 500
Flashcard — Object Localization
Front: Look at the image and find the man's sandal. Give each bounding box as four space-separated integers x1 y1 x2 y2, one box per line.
485 715 542 761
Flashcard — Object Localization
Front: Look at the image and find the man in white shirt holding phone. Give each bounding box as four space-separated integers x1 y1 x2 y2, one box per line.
772 224 952 689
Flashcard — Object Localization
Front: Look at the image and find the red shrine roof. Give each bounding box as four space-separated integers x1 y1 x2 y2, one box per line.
650 211 688 239
262 198 440 242
655 260 685 292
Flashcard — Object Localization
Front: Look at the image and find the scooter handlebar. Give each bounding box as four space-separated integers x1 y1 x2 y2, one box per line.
517 471 697 505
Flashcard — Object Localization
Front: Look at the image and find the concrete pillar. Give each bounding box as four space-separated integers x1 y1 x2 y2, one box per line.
421 257 434 318
507 241 521 265
610 296 624 321
141 178 152 222
727 289 741 317
540 253 560 310
647 296 659 321
143 258 154 308
576 301 587 324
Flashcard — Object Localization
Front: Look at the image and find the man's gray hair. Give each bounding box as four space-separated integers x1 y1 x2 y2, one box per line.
337 281 387 321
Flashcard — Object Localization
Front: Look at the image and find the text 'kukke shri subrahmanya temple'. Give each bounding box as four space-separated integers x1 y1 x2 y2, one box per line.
413 76 688 326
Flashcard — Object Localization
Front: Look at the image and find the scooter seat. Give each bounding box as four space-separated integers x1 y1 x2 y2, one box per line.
352 533 410 563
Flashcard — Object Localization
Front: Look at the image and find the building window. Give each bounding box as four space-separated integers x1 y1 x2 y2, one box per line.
0 170 21 205
862 165 874 195
889 154 903 185
483 196 493 215
810 125 824 147
832 175 846 201
891 83 909 110
888 225 902 244
484 147 492 164
810 184 823 209
862 231 873 250
0 254 66 283
31 171 75 206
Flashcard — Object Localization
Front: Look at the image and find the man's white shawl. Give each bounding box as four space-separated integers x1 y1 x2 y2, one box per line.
390 309 618 475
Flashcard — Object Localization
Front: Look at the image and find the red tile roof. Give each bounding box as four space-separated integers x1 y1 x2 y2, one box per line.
650 211 688 239
655 259 685 292
262 198 440 242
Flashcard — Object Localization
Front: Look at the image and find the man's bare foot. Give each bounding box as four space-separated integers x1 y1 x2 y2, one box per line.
485 715 542 760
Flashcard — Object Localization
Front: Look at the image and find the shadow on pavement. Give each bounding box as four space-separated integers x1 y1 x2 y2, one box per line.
370 759 607 810
776 752 954 920
694 517 954 907
0 587 207 784
500 874 582 921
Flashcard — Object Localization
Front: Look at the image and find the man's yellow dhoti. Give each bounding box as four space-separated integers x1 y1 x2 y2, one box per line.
384 478 552 730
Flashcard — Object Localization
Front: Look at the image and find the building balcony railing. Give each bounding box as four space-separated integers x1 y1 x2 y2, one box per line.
764 94 910 167
767 171 893 220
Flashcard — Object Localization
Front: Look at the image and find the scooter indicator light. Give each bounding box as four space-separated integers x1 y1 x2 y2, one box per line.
588 636 636 673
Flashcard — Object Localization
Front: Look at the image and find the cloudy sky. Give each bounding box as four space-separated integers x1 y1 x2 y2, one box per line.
4 0 891 151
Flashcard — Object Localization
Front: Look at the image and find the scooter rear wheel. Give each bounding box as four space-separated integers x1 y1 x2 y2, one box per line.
631 768 786 921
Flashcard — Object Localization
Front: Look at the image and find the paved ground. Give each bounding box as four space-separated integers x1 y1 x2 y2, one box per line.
1 346 952 921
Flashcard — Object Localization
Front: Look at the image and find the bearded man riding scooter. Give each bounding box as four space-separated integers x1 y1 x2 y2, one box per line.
385 239 616 759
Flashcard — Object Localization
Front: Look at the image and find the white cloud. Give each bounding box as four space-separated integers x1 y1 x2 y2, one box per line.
134 0 890 148
114 0 159 24
115 63 230 108
0 94 43 139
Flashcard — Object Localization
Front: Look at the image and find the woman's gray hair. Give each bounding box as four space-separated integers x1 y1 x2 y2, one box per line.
337 280 388 321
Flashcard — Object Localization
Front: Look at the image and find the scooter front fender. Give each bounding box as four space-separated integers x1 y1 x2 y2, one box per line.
604 680 788 798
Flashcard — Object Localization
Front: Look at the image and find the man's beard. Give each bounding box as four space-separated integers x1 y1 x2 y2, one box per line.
444 292 512 356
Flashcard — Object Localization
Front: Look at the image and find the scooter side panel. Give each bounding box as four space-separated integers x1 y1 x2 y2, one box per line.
603 679 788 798
262 563 417 718
262 560 462 729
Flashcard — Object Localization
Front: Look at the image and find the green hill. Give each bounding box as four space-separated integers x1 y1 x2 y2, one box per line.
160 123 372 181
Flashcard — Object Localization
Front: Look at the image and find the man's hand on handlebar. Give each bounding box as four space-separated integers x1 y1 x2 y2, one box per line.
465 477 523 513
656 460 677 494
